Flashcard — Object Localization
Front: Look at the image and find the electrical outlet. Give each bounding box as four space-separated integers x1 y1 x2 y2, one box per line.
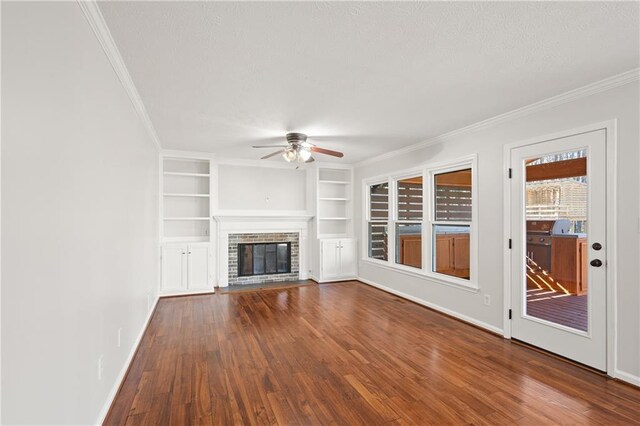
117 328 122 348
98 356 104 380
484 295 491 306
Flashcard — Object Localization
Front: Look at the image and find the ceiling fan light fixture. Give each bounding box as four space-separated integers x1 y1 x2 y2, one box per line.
283 148 297 162
298 147 312 162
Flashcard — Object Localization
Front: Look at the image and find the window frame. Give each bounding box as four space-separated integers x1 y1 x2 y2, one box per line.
365 179 390 262
361 155 478 291
426 159 477 288
392 170 425 269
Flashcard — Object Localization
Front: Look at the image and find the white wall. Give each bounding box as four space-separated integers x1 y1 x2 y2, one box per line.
217 164 307 211
2 3 159 424
354 81 640 382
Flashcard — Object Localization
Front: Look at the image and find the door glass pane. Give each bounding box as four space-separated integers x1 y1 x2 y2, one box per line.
239 245 253 276
265 244 277 274
432 224 470 279
253 244 265 275
277 243 289 273
524 149 588 332
395 223 422 268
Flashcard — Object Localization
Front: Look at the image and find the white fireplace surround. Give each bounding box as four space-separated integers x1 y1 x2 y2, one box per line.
212 210 314 287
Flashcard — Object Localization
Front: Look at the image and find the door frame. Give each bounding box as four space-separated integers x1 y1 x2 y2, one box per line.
502 119 618 376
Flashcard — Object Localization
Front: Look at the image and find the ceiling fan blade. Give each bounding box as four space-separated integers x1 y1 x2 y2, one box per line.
253 145 288 148
311 146 344 158
261 149 285 160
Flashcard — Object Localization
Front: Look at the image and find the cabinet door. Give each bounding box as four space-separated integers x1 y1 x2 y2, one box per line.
435 236 453 274
453 235 470 273
339 239 357 277
162 245 186 291
188 245 210 289
321 240 340 280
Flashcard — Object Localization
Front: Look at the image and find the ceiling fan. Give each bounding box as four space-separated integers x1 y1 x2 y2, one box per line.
253 133 344 164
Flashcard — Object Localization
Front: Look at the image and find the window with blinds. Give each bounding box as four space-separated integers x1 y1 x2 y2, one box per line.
435 185 472 221
395 176 423 268
397 178 423 220
368 182 389 261
431 168 472 280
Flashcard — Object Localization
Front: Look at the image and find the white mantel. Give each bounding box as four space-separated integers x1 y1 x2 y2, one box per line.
212 210 314 286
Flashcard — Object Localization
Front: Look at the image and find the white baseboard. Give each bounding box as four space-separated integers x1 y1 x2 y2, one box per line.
357 277 503 335
159 289 216 298
310 275 357 284
95 295 160 425
614 369 640 387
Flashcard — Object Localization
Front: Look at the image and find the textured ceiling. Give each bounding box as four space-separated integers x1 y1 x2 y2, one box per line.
99 1 639 164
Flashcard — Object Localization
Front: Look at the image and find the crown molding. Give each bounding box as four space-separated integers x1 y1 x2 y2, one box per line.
355 68 640 168
78 0 161 151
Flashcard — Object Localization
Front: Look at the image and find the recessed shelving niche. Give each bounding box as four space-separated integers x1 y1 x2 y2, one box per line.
162 157 212 242
316 167 353 237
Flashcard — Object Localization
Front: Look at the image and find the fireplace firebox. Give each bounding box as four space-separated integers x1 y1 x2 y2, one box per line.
238 242 291 277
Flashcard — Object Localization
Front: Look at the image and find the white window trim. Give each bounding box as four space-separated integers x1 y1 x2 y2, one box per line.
391 169 425 270
365 178 390 261
361 155 479 291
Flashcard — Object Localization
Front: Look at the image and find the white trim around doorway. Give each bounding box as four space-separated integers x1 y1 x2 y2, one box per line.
502 119 618 377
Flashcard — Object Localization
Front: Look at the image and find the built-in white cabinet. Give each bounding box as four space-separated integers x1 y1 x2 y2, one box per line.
319 238 357 282
161 243 211 292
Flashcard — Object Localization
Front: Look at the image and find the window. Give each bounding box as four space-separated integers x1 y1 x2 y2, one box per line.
362 156 476 289
395 176 423 268
368 182 389 260
430 168 472 280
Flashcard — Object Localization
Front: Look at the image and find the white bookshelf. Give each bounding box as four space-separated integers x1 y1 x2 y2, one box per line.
317 167 353 237
161 157 212 242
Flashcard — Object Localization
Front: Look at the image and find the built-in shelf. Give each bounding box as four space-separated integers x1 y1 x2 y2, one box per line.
163 172 210 178
316 167 353 238
319 180 350 185
163 193 210 198
162 157 212 242
164 217 210 221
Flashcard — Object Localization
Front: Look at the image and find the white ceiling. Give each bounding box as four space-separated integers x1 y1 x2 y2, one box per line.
99 1 639 164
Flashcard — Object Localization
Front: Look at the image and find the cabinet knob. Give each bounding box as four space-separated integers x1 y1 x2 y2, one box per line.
592 242 602 251
590 259 603 267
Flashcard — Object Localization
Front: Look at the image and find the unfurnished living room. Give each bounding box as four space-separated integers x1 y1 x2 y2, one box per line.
2 1 640 425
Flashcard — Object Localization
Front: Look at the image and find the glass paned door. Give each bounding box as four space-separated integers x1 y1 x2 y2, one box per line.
510 129 607 371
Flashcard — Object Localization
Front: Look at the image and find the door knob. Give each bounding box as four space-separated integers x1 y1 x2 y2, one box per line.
590 259 603 267
592 242 602 251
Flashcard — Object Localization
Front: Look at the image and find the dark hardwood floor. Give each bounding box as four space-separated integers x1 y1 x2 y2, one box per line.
106 281 640 425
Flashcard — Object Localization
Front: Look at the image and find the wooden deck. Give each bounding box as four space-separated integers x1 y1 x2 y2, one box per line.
527 288 588 331
105 281 640 425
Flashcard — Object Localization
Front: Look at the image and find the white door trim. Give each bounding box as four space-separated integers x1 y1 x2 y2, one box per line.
502 119 618 376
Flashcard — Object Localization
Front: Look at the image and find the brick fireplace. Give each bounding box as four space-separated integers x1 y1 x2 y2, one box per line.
228 232 299 285
212 212 313 287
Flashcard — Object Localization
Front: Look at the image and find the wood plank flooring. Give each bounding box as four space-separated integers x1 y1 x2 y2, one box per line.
106 281 640 425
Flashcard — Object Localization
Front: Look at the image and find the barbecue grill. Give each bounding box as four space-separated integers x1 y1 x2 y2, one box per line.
526 219 571 272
